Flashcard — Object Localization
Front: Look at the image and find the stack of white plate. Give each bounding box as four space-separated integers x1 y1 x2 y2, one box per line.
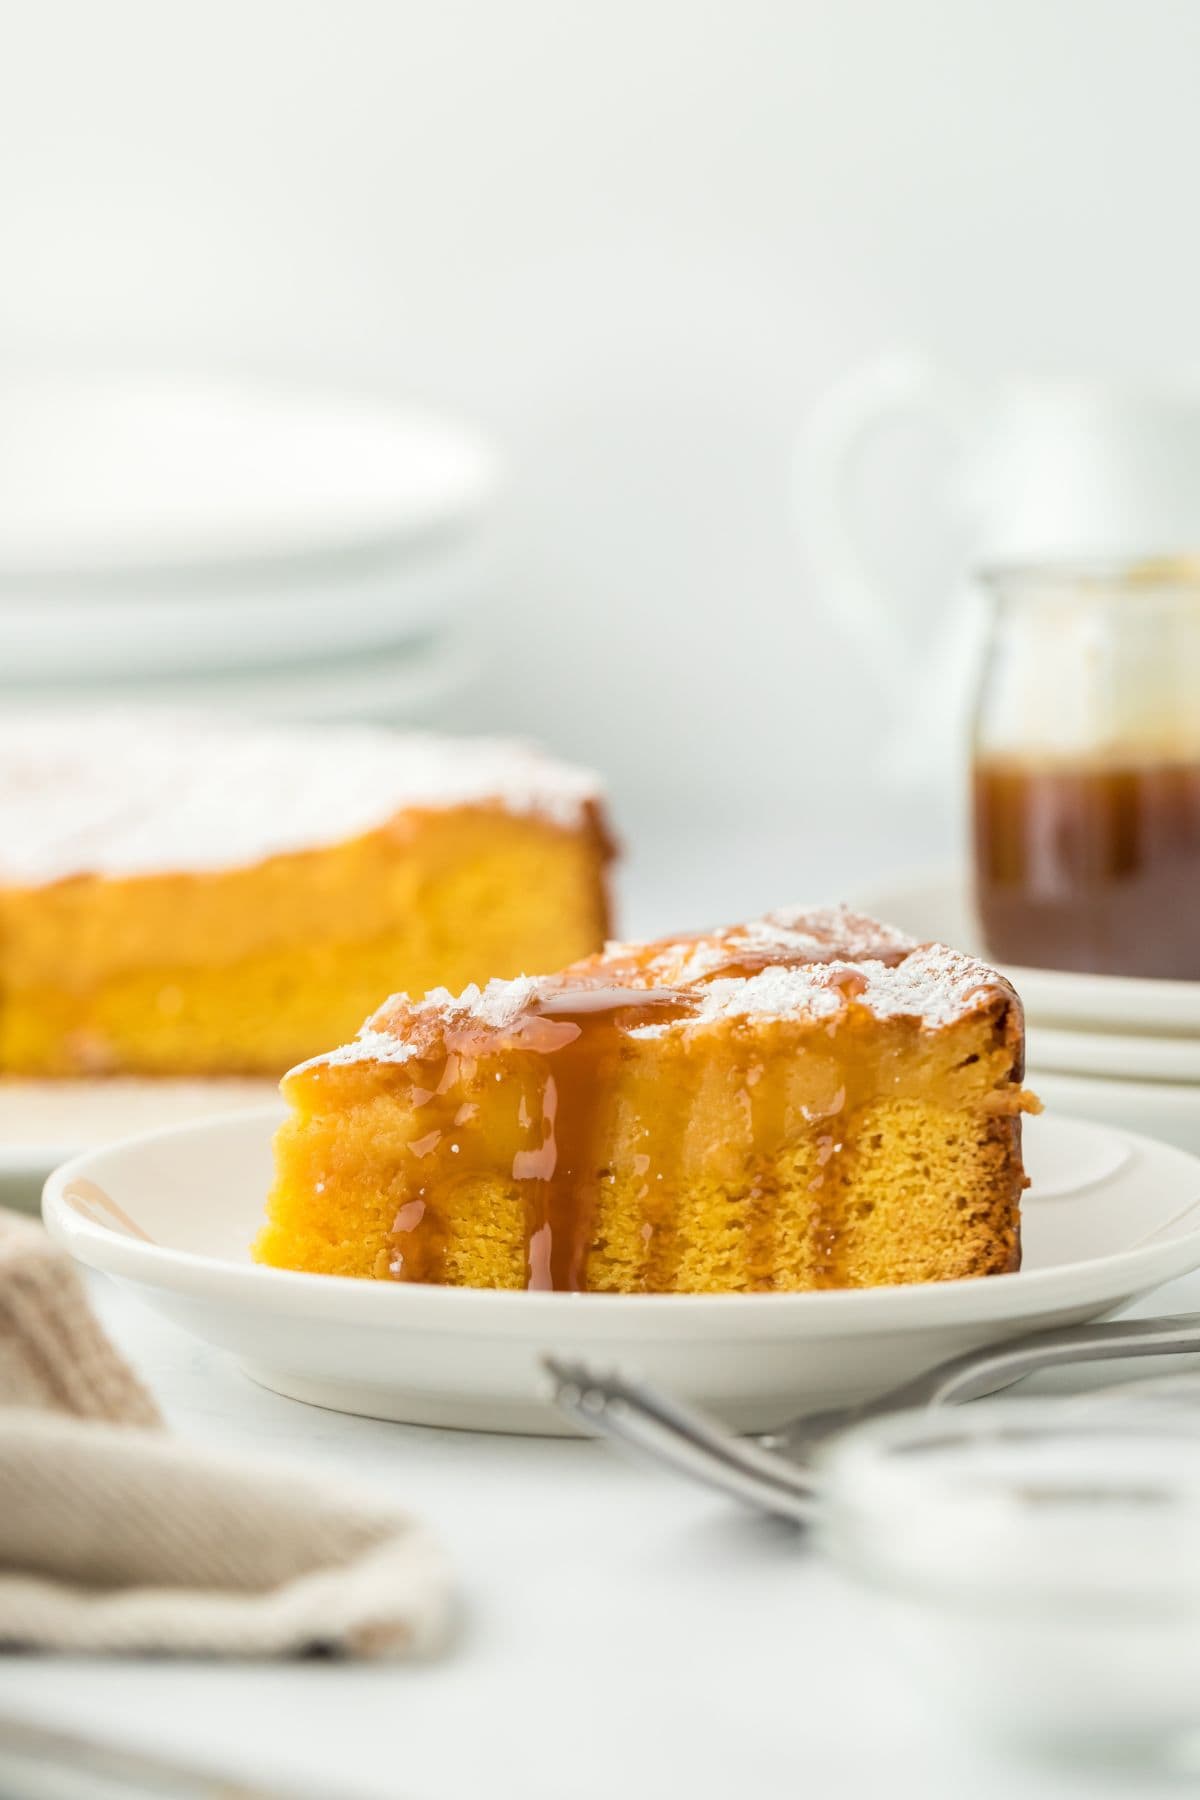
0 368 501 723
860 870 1200 1155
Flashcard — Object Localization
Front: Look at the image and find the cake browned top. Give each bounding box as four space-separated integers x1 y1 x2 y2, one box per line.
299 904 1020 1073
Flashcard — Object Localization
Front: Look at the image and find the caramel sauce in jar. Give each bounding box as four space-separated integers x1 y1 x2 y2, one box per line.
973 755 1200 978
971 559 1200 980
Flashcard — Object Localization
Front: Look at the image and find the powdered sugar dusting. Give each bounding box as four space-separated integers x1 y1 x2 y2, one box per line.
644 904 918 986
0 711 604 883
436 976 552 1031
289 1028 420 1075
303 904 1012 1072
633 945 1004 1036
852 943 1003 1023
759 904 918 962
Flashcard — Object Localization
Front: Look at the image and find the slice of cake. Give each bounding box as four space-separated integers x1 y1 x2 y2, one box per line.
257 906 1038 1293
0 714 612 1076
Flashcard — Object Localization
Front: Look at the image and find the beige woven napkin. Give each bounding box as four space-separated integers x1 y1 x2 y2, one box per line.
0 1209 450 1658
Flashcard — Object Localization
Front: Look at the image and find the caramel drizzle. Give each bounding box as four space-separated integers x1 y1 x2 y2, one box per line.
382 948 898 1292
529 990 703 1291
387 988 700 1291
740 1058 781 1290
974 754 1200 979
804 967 867 1287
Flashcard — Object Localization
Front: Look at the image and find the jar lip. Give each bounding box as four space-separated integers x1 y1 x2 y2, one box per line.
980 554 1200 595
817 1399 1200 1589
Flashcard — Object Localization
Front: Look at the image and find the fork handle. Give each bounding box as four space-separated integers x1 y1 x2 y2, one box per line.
893 1310 1200 1411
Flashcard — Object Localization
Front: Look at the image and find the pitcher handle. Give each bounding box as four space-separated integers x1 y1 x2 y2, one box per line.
796 352 972 705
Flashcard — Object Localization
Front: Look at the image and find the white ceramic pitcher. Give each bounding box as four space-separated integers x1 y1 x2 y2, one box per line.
799 354 1200 788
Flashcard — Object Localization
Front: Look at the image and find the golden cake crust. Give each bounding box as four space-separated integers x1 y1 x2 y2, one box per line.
0 715 614 1075
307 903 1024 1069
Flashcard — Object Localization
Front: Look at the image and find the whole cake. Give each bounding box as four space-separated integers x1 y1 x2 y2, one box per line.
0 714 612 1076
257 906 1038 1293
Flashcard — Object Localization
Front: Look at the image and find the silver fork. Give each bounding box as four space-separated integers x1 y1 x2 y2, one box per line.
544 1310 1200 1524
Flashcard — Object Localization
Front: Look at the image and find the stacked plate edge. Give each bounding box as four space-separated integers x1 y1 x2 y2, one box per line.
0 367 501 724
856 868 1200 1155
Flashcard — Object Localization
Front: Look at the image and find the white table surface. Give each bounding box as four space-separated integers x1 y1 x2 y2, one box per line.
2 827 1196 1799
1 1268 1199 1800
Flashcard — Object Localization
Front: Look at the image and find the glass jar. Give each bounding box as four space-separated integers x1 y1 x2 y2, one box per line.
971 558 1200 978
819 1401 1200 1761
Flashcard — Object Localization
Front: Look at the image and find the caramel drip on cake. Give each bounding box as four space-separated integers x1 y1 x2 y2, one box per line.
261 903 1036 1295
740 1056 783 1290
387 987 699 1291
638 1049 699 1294
807 966 868 1287
382 939 928 1292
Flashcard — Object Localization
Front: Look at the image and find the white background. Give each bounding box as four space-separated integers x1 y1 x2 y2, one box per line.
2 0 1198 885
3 14 1200 1793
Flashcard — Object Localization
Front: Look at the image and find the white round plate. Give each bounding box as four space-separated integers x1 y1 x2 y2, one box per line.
0 1078 278 1183
0 369 500 684
857 866 1200 1036
0 536 492 684
2 625 476 726
1030 1025 1200 1084
0 369 498 577
42 1107 1200 1437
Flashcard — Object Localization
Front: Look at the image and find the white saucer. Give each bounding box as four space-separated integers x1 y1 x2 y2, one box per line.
0 540 489 685
0 368 500 684
42 1107 1200 1437
1030 1025 1200 1084
4 627 476 726
0 369 498 579
0 1077 278 1182
858 867 1200 1037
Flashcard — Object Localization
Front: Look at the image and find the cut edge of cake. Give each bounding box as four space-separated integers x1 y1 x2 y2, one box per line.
258 904 1039 1296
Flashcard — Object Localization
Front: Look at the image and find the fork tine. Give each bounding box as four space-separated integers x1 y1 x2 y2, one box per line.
546 1359 815 1522
546 1356 819 1498
593 1395 817 1523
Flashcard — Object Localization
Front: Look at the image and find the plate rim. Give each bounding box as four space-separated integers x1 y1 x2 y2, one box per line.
1030 1024 1200 1083
0 372 502 579
1032 1068 1200 1106
41 1105 1200 1338
0 1076 283 1179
